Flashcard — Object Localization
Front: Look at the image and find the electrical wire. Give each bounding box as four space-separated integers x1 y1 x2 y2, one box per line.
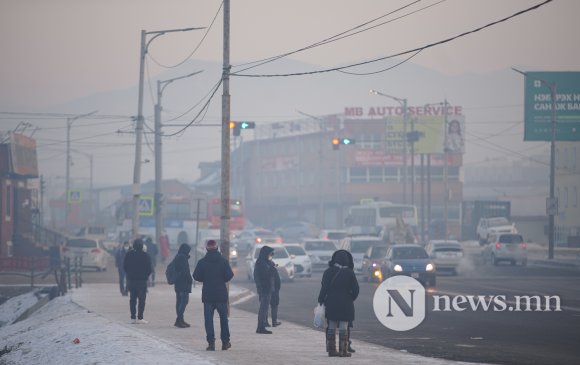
162 77 222 123
232 0 553 78
147 1 223 69
337 50 423 76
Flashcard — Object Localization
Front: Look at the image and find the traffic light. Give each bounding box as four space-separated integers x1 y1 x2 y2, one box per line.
331 137 356 150
230 121 256 136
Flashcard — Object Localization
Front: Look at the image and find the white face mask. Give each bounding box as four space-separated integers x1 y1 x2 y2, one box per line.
268 255 273 261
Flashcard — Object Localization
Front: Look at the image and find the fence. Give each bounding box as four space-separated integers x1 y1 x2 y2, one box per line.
0 256 84 291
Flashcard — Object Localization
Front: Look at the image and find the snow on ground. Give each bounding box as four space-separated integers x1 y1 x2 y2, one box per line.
0 294 216 365
0 291 39 328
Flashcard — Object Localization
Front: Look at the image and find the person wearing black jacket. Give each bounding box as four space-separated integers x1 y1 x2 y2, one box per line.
173 243 193 328
192 240 234 351
269 262 282 327
317 249 359 357
123 238 152 324
253 245 276 334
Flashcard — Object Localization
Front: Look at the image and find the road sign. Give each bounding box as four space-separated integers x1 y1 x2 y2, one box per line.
67 190 82 204
524 72 580 141
546 197 558 216
139 196 155 216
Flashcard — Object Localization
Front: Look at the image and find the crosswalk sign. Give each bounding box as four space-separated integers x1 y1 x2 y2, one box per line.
68 190 82 204
139 196 155 216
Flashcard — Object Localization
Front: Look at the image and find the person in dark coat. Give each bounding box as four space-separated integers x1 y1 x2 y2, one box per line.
269 260 282 327
317 249 359 357
253 245 276 334
123 238 152 323
115 241 130 296
173 243 193 328
328 250 357 354
144 236 158 287
192 239 234 351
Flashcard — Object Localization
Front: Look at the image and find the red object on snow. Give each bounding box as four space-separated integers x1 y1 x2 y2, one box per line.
73 338 80 344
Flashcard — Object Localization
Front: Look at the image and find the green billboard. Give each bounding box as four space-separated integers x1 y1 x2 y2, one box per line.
524 71 580 141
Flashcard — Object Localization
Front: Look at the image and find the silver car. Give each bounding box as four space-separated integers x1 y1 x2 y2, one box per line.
425 240 464 275
482 233 528 266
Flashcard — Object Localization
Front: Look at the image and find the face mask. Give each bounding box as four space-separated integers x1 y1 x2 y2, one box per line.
268 256 273 261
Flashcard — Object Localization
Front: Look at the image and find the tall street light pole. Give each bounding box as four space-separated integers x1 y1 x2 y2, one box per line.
513 68 557 259
131 26 202 241
369 90 408 203
155 71 202 247
65 110 97 232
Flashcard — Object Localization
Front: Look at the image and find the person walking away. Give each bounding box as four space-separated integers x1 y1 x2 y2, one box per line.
124 238 152 324
317 250 359 357
115 241 130 296
145 236 159 287
269 260 282 327
328 250 357 353
253 245 276 334
173 243 193 328
159 231 170 264
192 239 234 351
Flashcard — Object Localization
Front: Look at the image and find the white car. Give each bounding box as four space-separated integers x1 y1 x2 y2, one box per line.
482 233 528 266
341 236 383 274
246 244 295 282
233 229 282 251
319 229 349 247
302 239 337 271
425 240 464 275
283 243 312 278
63 237 109 271
477 217 517 244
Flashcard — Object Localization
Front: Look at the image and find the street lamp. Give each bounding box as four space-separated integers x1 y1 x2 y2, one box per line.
131 26 204 241
512 68 557 260
154 70 202 245
369 89 410 204
65 110 98 232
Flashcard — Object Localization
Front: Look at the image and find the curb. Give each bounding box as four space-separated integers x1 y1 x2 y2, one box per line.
530 259 579 269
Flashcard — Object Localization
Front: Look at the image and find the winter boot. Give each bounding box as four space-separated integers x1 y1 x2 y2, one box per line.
174 317 187 328
182 319 191 328
326 334 339 357
222 341 231 350
339 335 352 357
206 341 215 351
348 340 356 353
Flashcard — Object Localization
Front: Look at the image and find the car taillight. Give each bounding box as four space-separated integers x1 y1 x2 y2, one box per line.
91 248 101 254
495 242 502 249
520 243 527 249
256 237 262 243
276 237 283 243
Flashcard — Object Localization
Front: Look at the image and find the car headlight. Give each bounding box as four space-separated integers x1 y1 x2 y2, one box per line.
426 263 435 272
310 255 320 263
371 262 377 267
231 250 237 257
394 264 403 272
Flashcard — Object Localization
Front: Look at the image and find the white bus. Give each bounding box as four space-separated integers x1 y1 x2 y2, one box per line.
345 201 418 242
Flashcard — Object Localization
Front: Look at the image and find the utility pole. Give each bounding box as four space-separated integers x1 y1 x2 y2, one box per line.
443 99 449 240
220 0 231 262
410 117 415 206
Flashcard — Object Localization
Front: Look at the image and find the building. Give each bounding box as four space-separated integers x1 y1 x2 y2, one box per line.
556 141 580 245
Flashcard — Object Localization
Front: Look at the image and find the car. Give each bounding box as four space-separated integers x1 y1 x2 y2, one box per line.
424 240 464 275
63 237 109 271
302 239 338 271
233 229 282 252
383 244 436 287
319 229 349 247
283 243 312 278
482 233 528 266
361 245 388 282
340 236 383 274
476 217 517 244
246 244 295 282
274 221 320 241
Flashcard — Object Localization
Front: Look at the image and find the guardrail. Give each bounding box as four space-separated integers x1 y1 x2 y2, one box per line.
0 256 84 291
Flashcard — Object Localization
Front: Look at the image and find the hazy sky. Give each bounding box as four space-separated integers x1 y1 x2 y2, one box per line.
1 0 578 106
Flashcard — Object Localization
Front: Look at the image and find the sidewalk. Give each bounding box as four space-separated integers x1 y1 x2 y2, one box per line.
72 283 476 365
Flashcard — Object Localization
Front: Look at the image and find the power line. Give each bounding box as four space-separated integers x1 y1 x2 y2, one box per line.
162 77 222 123
336 50 423 76
232 0 553 78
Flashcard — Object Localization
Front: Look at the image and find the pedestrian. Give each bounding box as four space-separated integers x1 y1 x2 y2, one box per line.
145 236 159 287
159 231 170 264
253 245 276 334
192 239 234 351
173 243 193 328
317 249 359 357
115 241 130 296
123 238 152 324
268 260 282 327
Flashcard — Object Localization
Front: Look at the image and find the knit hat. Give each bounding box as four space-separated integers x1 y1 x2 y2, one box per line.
206 239 218 250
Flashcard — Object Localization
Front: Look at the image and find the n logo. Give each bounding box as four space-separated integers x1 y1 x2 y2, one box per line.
373 276 426 331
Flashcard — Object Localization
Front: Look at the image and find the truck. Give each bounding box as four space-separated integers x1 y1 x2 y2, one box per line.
461 200 511 241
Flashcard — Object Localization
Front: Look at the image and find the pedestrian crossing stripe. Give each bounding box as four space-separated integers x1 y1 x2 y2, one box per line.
139 196 155 216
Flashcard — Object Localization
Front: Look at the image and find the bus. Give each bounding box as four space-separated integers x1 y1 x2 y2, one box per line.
207 198 245 231
345 201 418 243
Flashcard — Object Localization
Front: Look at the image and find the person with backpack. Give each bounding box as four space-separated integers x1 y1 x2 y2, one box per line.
192 239 234 351
123 238 152 324
317 249 359 357
171 243 193 328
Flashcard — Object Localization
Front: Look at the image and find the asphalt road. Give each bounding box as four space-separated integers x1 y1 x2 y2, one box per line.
232 255 580 365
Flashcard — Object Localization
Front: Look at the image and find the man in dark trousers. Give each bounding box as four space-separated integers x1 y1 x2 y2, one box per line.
192 239 234 351
173 243 193 328
253 245 276 334
123 238 152 324
115 241 130 296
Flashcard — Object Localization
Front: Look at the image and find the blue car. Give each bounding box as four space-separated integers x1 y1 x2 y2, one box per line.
383 244 436 287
